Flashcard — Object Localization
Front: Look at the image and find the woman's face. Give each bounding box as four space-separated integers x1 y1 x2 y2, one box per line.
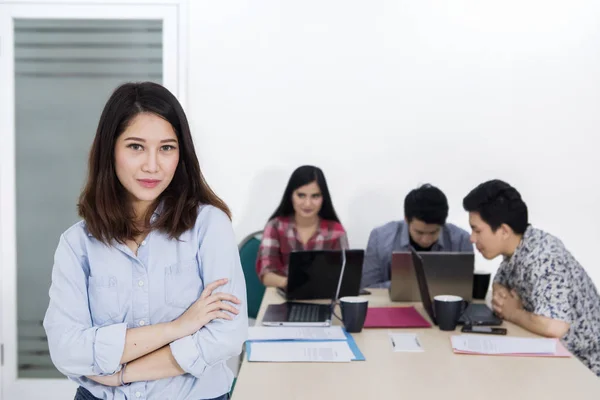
292 181 323 220
114 113 180 212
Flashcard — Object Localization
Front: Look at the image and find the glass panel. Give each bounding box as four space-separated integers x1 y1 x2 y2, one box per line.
15 18 163 378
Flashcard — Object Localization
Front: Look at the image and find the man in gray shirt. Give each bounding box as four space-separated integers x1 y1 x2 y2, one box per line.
361 184 472 289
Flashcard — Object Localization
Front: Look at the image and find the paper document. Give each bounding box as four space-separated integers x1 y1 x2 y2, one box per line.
248 326 347 341
247 341 354 362
451 335 557 355
389 333 424 352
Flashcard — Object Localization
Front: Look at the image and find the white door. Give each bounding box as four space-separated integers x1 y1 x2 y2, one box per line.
0 1 186 398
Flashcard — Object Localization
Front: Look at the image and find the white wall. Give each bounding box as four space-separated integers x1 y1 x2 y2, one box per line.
187 0 600 285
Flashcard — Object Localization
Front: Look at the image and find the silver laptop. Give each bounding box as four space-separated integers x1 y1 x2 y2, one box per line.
409 249 501 326
261 249 356 326
389 251 474 302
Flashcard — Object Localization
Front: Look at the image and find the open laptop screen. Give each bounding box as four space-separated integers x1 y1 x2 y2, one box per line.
410 247 437 325
286 249 364 300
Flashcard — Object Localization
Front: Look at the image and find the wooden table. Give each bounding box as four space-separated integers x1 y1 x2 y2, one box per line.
233 288 600 399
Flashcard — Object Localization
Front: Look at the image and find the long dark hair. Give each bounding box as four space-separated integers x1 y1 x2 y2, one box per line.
269 165 341 223
78 82 230 244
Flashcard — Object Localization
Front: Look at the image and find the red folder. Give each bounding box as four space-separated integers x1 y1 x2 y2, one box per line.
363 306 432 328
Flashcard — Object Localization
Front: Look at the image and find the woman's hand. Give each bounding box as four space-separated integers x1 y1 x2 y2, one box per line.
172 278 241 337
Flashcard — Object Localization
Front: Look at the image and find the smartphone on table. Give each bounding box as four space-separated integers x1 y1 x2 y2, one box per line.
461 325 507 335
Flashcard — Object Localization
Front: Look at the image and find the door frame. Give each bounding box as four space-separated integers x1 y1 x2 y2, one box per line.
0 1 188 398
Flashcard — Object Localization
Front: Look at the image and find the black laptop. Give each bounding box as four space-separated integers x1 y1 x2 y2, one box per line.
285 249 364 300
410 248 501 326
261 249 363 326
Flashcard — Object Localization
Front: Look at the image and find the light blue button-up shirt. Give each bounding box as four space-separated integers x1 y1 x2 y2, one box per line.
43 205 248 400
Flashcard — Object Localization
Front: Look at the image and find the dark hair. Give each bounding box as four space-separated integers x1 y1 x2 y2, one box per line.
462 179 528 234
269 165 341 223
404 184 449 225
78 82 230 244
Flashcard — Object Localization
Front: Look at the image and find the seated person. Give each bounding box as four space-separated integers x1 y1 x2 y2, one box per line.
256 165 348 288
463 179 600 376
361 184 472 289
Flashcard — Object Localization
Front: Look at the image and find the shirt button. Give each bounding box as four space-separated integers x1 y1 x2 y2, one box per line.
135 392 141 398
138 280 144 287
139 320 146 326
141 240 146 246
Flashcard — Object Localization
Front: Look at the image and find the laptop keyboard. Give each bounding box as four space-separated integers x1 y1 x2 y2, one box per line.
459 303 501 325
289 304 327 322
467 304 493 317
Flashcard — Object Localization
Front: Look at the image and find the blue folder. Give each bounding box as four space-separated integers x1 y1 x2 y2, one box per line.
245 329 365 361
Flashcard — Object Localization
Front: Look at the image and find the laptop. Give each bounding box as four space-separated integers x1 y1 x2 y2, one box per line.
261 249 362 327
285 249 364 301
410 248 502 326
389 252 474 302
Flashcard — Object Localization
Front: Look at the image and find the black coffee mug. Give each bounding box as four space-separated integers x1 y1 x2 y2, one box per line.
472 271 491 300
339 296 368 333
434 295 463 331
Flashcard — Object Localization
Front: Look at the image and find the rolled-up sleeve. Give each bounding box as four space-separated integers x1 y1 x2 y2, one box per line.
170 208 249 377
43 234 126 377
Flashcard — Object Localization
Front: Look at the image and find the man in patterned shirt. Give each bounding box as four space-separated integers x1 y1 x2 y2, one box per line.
463 179 600 376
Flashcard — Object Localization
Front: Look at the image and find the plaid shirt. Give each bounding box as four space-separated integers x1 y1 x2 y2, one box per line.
256 216 349 278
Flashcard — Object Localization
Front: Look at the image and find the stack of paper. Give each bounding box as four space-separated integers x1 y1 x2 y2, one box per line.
451 335 571 357
248 341 355 362
248 326 347 341
246 326 365 363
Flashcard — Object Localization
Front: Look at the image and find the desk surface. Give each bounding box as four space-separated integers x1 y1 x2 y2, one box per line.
233 288 600 399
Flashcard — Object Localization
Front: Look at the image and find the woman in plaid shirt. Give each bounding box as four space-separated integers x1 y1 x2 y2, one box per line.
256 165 349 288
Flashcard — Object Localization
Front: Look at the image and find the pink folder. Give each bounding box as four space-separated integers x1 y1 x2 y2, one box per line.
363 306 432 328
451 338 572 358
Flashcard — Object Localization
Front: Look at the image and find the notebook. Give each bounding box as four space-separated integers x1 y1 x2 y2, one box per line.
363 306 432 328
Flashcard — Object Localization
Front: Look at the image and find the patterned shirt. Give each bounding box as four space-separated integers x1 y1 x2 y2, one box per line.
494 226 600 376
256 216 349 278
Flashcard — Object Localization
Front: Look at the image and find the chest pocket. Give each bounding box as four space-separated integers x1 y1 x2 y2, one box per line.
165 260 203 309
88 276 120 326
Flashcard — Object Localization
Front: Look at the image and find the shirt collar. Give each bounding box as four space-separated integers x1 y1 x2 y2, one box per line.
397 221 446 250
398 223 410 248
504 224 534 267
436 227 447 249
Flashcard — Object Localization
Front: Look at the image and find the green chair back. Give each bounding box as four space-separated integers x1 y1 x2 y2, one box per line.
239 231 265 319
